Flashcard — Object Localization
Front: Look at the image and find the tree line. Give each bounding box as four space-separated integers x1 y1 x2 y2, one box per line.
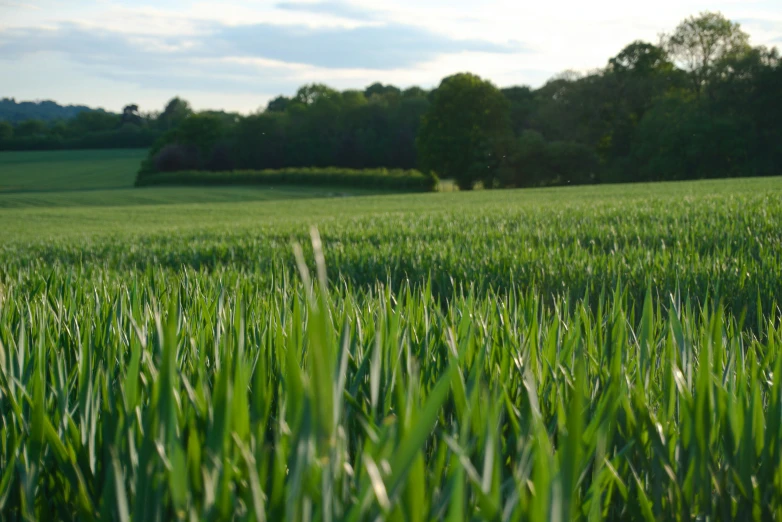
5 12 782 188
0 98 101 124
0 99 240 151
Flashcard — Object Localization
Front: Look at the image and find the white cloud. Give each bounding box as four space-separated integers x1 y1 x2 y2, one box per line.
0 0 779 113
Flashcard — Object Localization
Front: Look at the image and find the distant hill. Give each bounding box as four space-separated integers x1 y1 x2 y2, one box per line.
0 98 110 123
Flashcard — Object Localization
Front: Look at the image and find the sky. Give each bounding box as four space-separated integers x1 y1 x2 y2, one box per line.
1 0 780 114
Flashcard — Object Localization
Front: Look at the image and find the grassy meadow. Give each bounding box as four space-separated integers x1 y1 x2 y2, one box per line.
2 150 782 520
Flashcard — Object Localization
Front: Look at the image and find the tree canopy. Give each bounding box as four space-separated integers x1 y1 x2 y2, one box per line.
416 73 513 189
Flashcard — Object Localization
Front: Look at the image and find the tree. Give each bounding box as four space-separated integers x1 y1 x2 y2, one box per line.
545 140 600 184
121 104 143 126
234 113 289 169
503 131 600 187
663 12 750 97
147 113 225 172
69 110 119 134
292 84 340 107
630 95 747 181
502 130 548 187
266 96 290 113
608 41 673 76
341 90 368 109
707 46 782 176
364 83 401 100
15 119 47 138
417 73 513 190
402 87 428 99
158 97 192 130
0 121 12 141
501 86 535 135
600 42 681 165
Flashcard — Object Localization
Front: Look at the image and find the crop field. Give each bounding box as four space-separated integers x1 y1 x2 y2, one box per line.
0 149 147 192
1 155 782 520
0 150 385 209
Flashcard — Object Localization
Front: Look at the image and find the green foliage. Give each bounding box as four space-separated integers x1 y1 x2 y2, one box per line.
417 73 513 190
13 119 47 138
365 82 402 100
504 130 599 186
631 95 748 180
0 122 12 141
169 114 225 158
157 97 193 131
68 111 119 134
608 41 674 76
2 171 782 519
139 114 227 175
662 11 751 96
140 85 430 176
135 167 438 192
0 98 102 124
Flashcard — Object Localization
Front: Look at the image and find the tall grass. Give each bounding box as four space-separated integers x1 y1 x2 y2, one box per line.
1 230 782 520
2 178 782 520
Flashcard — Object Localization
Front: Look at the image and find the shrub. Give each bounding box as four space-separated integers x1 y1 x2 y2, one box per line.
135 167 438 191
154 143 201 172
205 142 235 171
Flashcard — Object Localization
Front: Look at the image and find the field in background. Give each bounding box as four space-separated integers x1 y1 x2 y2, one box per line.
3 150 782 519
0 149 146 192
0 149 389 209
2 158 779 240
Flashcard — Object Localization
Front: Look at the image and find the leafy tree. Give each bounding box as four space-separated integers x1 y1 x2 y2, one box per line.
663 12 750 97
503 131 600 187
15 119 47 138
364 83 401 100
234 113 289 169
402 87 428 99
631 95 748 180
0 98 103 123
417 73 513 189
707 46 782 176
502 130 548 187
154 144 200 172
293 84 340 107
599 42 681 165
171 114 224 159
158 97 192 130
266 96 290 113
69 111 119 134
48 121 69 139
145 114 224 173
608 41 673 76
0 121 13 141
501 86 535 135
341 90 368 109
121 104 143 126
545 140 600 184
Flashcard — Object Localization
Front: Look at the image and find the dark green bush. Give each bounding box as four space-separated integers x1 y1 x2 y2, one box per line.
135 167 438 192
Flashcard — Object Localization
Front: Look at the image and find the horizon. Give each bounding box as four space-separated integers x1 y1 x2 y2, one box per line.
1 0 781 114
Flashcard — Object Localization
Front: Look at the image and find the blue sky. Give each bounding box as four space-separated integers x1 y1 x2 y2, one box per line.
1 0 780 113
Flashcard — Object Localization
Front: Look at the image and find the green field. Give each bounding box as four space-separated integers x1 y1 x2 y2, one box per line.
0 149 146 192
0 150 386 209
2 150 782 520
